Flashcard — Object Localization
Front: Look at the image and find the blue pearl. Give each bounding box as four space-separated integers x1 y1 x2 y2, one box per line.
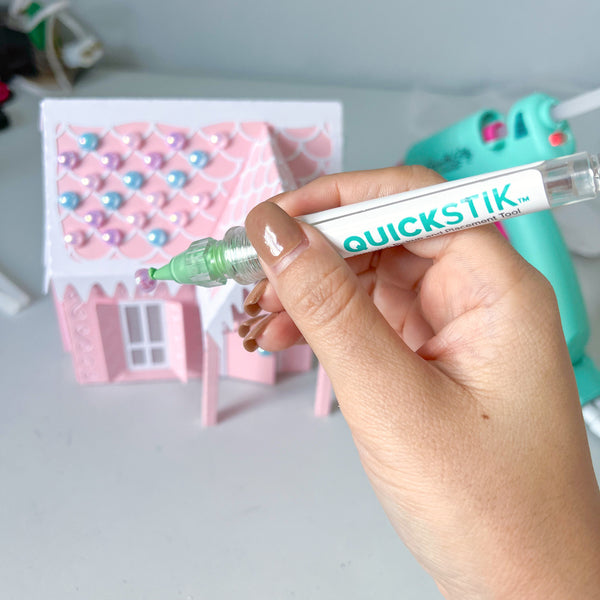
78 132 99 151
101 191 123 210
147 228 168 246
189 150 209 169
167 170 187 188
257 348 272 356
123 171 144 190
58 191 80 210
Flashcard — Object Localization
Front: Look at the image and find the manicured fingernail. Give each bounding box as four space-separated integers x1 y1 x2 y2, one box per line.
245 202 308 275
243 313 276 352
238 315 264 338
244 278 268 316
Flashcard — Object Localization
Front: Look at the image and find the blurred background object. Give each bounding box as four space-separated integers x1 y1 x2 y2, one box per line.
2 0 102 95
56 0 600 94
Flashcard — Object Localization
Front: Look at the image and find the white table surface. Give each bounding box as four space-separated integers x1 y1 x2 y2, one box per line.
1 68 599 600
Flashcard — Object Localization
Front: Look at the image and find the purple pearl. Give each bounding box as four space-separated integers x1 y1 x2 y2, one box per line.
135 268 157 293
100 152 121 170
191 192 213 208
101 228 123 246
146 191 166 208
169 211 189 227
82 173 102 190
64 230 86 247
83 210 105 228
210 132 229 150
143 152 163 170
126 212 147 228
122 132 143 149
58 151 78 169
166 132 186 151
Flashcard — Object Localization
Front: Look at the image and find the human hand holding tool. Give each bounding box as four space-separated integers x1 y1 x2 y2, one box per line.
239 166 600 599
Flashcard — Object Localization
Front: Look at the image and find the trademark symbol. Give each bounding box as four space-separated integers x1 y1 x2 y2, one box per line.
518 196 530 203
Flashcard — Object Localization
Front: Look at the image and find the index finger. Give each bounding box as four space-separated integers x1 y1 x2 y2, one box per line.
273 165 445 217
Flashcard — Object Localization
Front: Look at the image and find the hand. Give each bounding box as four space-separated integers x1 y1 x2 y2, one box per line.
241 166 600 599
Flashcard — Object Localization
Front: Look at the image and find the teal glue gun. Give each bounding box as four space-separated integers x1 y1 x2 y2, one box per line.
405 92 600 408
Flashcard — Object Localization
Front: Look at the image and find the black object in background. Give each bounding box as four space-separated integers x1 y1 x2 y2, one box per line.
0 19 37 82
0 107 8 130
0 9 37 131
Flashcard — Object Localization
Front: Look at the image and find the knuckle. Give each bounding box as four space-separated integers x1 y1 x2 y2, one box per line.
534 270 555 297
517 258 554 299
530 269 560 312
506 262 561 325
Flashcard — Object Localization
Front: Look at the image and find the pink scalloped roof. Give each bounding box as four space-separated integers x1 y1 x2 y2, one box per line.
55 121 333 264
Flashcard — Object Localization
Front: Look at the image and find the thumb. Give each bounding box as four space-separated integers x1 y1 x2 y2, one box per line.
245 201 437 431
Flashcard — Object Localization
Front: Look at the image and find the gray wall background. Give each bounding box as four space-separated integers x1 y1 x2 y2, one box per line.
75 0 600 92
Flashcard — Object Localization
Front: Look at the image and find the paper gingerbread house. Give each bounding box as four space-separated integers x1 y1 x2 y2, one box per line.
42 99 342 425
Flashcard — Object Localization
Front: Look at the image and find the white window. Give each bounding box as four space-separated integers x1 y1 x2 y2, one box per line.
119 302 169 370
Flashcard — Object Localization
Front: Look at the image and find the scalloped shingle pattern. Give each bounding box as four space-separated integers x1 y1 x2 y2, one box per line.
55 120 333 265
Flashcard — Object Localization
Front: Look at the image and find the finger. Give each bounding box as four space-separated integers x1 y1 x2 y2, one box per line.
247 244 434 352
239 310 305 352
242 255 381 317
245 245 432 318
271 165 445 217
245 201 445 436
243 278 281 316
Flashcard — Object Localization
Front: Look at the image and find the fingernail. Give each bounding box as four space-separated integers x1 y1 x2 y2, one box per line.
245 202 308 275
244 278 268 316
237 315 264 338
243 313 276 352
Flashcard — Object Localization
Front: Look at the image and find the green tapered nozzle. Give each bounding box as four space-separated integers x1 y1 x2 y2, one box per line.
146 240 221 286
148 264 174 281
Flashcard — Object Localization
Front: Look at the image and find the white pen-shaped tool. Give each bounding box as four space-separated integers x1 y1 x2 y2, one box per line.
147 151 600 288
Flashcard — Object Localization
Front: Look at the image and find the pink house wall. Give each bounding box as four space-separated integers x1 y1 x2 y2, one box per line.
278 345 314 374
57 278 314 389
58 282 202 384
